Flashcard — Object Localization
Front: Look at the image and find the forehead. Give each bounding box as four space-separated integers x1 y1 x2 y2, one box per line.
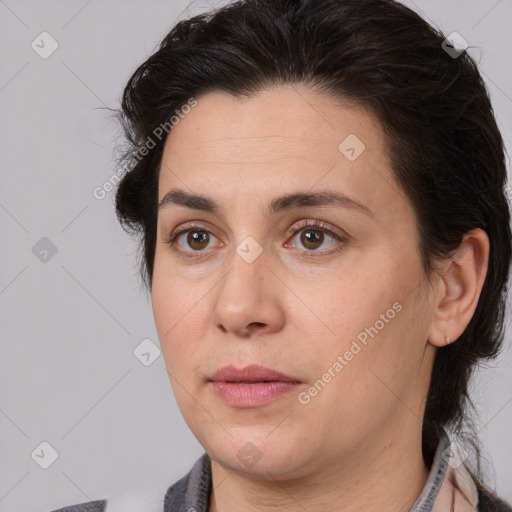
156 86 407 226
161 85 383 166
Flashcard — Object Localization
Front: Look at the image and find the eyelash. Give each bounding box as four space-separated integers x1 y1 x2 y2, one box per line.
164 219 347 260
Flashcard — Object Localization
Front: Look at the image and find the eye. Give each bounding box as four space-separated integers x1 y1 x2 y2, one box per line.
284 219 346 256
166 225 222 259
164 219 347 259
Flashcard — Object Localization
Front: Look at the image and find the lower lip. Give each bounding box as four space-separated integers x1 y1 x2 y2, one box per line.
210 381 300 407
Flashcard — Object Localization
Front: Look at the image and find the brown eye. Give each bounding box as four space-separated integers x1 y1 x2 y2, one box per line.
167 226 220 258
299 229 325 250
285 219 346 256
184 230 210 251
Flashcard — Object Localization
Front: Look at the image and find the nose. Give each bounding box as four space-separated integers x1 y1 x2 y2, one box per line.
211 245 285 339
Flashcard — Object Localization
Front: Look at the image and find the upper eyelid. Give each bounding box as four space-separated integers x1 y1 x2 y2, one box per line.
169 219 347 247
290 219 345 237
170 221 222 241
170 219 345 238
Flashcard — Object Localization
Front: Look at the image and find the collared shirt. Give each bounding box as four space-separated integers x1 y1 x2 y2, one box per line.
51 426 512 512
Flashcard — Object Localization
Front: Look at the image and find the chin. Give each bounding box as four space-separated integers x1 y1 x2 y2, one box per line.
203 430 313 480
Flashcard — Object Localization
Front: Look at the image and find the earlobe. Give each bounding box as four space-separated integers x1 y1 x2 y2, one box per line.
427 228 490 349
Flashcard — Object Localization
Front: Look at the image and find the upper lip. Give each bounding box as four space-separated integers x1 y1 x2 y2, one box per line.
210 364 300 383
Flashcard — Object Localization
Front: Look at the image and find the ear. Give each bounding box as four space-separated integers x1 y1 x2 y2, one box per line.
427 228 490 348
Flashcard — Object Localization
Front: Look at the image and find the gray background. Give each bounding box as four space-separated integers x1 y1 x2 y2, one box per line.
0 1 511 510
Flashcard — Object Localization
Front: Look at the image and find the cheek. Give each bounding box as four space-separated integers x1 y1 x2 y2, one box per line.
289 270 395 350
296 270 424 395
298 307 418 436
151 277 198 372
152 285 207 420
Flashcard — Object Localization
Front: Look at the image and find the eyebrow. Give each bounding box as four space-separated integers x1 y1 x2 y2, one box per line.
158 188 373 218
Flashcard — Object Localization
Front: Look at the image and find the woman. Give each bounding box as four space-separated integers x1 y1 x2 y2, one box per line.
52 0 512 510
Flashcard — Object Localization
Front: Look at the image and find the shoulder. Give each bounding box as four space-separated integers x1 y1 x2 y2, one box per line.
48 457 208 512
164 453 212 511
49 499 107 512
478 488 512 512
49 483 167 512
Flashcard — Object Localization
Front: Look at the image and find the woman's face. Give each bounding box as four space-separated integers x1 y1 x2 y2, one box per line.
152 85 438 479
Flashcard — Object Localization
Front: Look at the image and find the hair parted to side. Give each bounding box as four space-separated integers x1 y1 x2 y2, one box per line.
113 0 512 502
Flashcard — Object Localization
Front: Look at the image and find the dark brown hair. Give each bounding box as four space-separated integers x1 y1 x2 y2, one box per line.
113 0 512 503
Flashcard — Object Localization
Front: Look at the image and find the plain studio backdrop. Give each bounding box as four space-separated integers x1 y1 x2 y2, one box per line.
0 1 511 510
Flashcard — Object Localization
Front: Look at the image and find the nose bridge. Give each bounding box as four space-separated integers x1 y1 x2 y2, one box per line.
217 237 268 313
211 237 283 336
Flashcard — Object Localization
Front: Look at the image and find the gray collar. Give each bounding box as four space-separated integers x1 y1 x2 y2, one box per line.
164 427 451 512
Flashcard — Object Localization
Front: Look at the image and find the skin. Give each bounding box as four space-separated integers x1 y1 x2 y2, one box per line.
151 85 489 512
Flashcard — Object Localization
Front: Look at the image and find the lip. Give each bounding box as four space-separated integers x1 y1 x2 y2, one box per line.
208 364 302 408
210 364 300 383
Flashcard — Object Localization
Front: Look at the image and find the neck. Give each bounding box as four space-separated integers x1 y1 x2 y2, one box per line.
208 422 430 512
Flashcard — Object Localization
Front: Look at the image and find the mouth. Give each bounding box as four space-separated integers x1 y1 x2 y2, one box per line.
208 364 302 408
209 364 301 384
